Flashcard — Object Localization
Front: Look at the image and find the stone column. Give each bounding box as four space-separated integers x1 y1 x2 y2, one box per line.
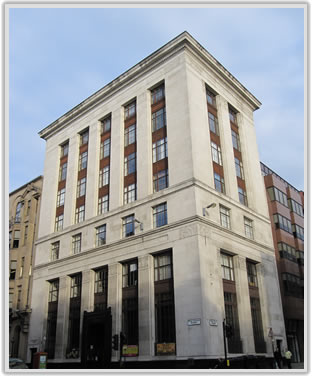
54 275 70 359
138 254 155 358
233 255 255 353
107 262 122 361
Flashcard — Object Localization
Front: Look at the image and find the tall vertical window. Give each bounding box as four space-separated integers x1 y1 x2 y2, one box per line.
77 178 86 198
67 274 82 358
48 279 59 302
211 141 223 165
151 85 165 104
15 202 22 223
153 169 168 192
152 138 168 162
80 130 89 145
122 261 138 288
72 234 81 254
124 184 136 204
96 225 106 246
229 108 237 124
224 292 242 353
24 226 28 244
153 203 168 228
247 261 258 287
10 260 17 280
124 153 136 176
9 231 12 248
61 142 69 157
250 297 266 353
70 274 82 298
221 253 234 281
152 108 167 132
231 130 241 151
123 215 135 237
235 158 244 179
13 230 20 248
98 195 109 215
51 242 60 261
79 151 88 171
220 206 231 229
244 217 254 239
101 117 111 133
59 163 67 181
46 279 59 359
238 187 248 206
26 200 31 216
206 89 216 107
99 166 110 188
55 214 63 232
154 253 172 281
57 188 66 206
124 124 136 146
208 112 219 135
94 267 108 311
75 205 85 223
100 138 111 159
214 172 225 193
125 101 136 119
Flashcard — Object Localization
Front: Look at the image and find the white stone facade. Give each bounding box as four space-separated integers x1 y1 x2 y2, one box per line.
28 32 286 364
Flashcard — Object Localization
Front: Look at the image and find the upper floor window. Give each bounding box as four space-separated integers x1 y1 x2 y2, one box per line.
220 206 231 229
57 188 66 207
208 112 219 135
206 89 216 107
80 130 89 146
278 242 297 262
214 172 225 194
100 138 111 159
153 137 168 163
151 85 165 104
19 257 25 278
101 117 111 134
125 101 136 120
9 231 12 248
98 195 109 215
267 187 288 207
153 169 168 192
154 252 172 281
292 224 304 241
95 267 108 294
51 241 60 261
273 213 292 234
13 230 20 248
231 130 241 151
229 108 237 124
124 124 136 146
79 151 88 171
77 178 86 198
221 253 234 281
24 226 28 244
235 158 244 180
124 153 136 176
244 217 254 239
153 203 168 228
59 162 67 181
61 142 69 157
288 198 304 217
152 108 166 132
26 200 31 216
99 166 110 188
10 260 17 280
211 141 223 165
247 261 258 287
55 214 63 232
238 187 248 206
124 184 136 204
15 202 22 223
96 225 106 246
123 215 135 237
70 274 82 299
49 280 59 302
122 260 138 287
72 234 81 254
75 205 85 224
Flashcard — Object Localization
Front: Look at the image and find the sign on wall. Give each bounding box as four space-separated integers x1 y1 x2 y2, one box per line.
156 343 176 355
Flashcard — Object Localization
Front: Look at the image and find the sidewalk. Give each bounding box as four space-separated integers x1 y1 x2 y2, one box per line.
282 362 304 369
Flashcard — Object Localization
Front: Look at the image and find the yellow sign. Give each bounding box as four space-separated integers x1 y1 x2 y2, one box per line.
122 345 138 357
227 359 230 367
156 343 176 355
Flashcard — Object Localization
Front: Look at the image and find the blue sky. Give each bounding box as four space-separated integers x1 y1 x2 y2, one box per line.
9 6 305 192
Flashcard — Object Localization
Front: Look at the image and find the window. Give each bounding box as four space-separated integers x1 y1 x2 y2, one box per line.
123 215 135 237
96 225 106 246
273 214 292 234
288 198 304 217
24 225 28 244
153 137 168 163
250 297 266 353
124 184 136 204
154 253 172 281
17 290 21 309
124 153 136 176
80 130 89 145
59 162 67 181
282 273 303 298
153 169 168 192
101 117 111 133
267 187 288 207
9 293 13 309
151 85 165 104
122 261 138 287
231 130 241 151
247 261 258 287
9 231 12 248
75 205 85 223
94 267 108 311
221 253 234 281
124 124 136 146
51 242 60 261
79 151 88 171
70 274 82 298
244 217 254 239
208 112 219 135
99 166 110 188
297 251 304 266
49 280 59 302
278 242 297 262
77 178 86 198
238 187 248 206
55 214 63 231
152 108 166 132
229 108 237 124
206 89 216 107
100 138 111 159
61 142 69 157
292 224 304 241
125 101 136 119
220 206 231 229
214 172 225 193
72 234 81 254
15 202 22 223
26 200 31 216
235 158 244 179
211 141 222 165
153 203 168 228
13 230 20 248
98 195 109 215
224 292 242 353
10 260 17 280
57 188 66 207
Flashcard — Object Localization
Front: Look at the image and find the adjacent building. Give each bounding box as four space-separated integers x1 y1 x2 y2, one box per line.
261 162 304 362
9 176 43 361
27 32 287 367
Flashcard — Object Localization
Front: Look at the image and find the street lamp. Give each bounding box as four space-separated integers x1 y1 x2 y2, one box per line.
202 203 216 216
134 218 143 231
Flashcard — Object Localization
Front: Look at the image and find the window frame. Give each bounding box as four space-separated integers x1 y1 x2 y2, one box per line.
79 151 88 171
123 215 135 238
96 225 106 246
153 203 168 228
98 195 109 215
153 169 168 192
214 172 225 193
100 138 111 159
72 234 82 254
75 205 85 224
77 177 86 198
124 152 136 176
152 137 168 163
152 107 167 132
124 183 137 204
51 242 60 261
211 141 223 165
220 206 231 229
221 253 234 281
124 124 136 147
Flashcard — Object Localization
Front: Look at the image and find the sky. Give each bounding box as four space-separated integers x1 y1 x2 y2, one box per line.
8 5 305 192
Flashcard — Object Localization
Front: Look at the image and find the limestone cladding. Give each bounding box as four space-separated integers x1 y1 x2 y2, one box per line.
28 32 286 363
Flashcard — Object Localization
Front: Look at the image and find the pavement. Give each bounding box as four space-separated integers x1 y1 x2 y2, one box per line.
281 362 304 369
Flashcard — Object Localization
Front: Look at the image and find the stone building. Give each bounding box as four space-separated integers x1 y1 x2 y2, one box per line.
9 176 43 361
27 32 286 368
261 162 304 362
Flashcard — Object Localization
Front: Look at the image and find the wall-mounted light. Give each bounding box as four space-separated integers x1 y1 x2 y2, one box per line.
134 218 143 231
202 203 217 216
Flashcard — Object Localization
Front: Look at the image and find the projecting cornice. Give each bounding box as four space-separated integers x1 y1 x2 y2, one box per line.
39 31 261 140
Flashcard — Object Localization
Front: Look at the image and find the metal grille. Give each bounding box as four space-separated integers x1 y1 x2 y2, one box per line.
224 292 242 353
250 297 266 353
155 292 176 343
122 297 139 345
